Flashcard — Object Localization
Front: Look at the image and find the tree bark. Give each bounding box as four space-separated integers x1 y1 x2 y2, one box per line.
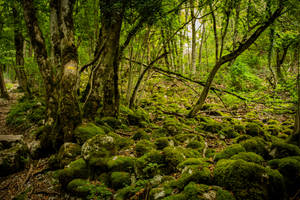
12 5 31 96
190 0 196 77
0 64 9 99
188 5 284 117
22 0 81 150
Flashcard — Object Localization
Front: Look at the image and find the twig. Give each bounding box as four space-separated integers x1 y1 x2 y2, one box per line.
202 141 208 158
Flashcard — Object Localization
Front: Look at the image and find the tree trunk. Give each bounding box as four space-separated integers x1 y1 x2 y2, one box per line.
190 0 196 77
275 45 289 83
0 64 9 99
23 0 81 150
12 5 31 96
83 2 123 118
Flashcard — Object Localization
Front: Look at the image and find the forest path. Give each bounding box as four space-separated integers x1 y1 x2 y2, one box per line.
0 92 22 135
0 91 67 200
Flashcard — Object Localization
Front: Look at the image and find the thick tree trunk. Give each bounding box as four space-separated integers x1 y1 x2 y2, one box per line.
12 5 31 96
23 0 81 150
83 2 123 118
275 45 289 83
0 64 9 99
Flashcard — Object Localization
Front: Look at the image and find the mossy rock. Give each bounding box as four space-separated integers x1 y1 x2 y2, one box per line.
155 137 174 150
67 178 90 197
58 158 89 186
245 122 264 136
269 142 300 159
230 152 264 164
163 118 183 136
266 125 281 136
178 146 202 158
107 156 135 173
132 129 150 140
74 123 105 145
128 108 150 126
220 126 239 139
177 158 210 169
115 184 144 200
136 150 165 178
0 143 29 176
268 157 300 195
81 134 117 169
57 142 81 168
215 144 246 161
186 140 204 150
233 124 246 134
201 121 223 133
163 146 185 174
96 116 123 129
174 133 203 144
135 139 156 157
110 172 131 190
240 137 269 159
214 159 286 200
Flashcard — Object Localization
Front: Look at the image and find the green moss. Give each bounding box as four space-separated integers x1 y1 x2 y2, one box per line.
240 137 269 159
245 122 264 136
186 140 204 149
155 137 174 150
266 125 281 136
58 158 89 186
214 159 286 200
174 134 203 143
131 129 150 140
231 152 264 164
270 142 300 159
67 178 90 196
184 182 208 199
163 147 185 174
162 193 187 200
215 144 246 161
74 123 105 145
177 158 210 169
216 188 236 200
201 120 223 133
110 172 131 190
57 142 81 168
128 108 150 126
234 124 246 134
107 156 135 172
136 150 165 178
268 157 300 195
135 139 156 157
220 126 239 139
115 185 144 200
163 118 183 136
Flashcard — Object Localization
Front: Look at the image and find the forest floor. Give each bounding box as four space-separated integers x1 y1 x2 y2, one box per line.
0 90 71 200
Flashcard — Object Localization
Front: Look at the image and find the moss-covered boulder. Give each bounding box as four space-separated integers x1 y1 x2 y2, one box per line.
268 157 300 195
110 171 131 190
136 150 165 178
245 122 264 136
132 129 150 140
0 143 29 176
163 118 183 136
81 134 117 169
230 152 264 164
58 158 89 186
214 159 286 200
74 123 105 145
135 139 156 157
240 137 269 159
57 142 81 168
67 179 112 199
127 108 150 126
214 144 246 161
96 116 123 129
155 137 174 150
269 142 300 159
174 133 203 144
107 156 135 173
266 125 281 136
201 120 222 133
163 146 185 174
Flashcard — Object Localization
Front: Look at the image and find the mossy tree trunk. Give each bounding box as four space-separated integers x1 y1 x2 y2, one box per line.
83 1 124 118
22 0 81 150
0 64 9 99
12 4 31 97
